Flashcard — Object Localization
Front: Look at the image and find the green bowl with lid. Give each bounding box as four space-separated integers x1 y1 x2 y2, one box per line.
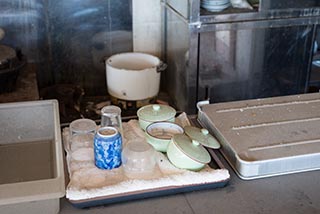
167 134 211 171
137 104 176 130
167 126 220 171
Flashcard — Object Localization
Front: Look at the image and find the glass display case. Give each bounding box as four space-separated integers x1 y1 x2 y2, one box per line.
0 0 132 94
163 0 320 113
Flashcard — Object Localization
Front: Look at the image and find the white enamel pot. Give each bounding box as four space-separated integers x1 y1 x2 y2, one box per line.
106 52 166 101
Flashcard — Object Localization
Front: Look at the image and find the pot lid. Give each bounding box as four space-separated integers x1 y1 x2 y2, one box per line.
137 104 176 122
184 126 220 149
172 134 211 164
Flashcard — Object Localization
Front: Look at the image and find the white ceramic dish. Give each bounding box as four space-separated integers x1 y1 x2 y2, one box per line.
202 0 229 5
202 3 230 11
201 0 230 11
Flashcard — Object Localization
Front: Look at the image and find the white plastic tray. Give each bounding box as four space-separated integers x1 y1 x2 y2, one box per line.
0 100 65 214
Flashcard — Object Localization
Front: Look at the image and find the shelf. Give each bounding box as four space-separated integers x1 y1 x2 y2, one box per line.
200 7 320 24
164 1 320 25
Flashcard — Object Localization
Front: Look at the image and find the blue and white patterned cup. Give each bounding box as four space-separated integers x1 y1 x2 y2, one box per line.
94 126 122 170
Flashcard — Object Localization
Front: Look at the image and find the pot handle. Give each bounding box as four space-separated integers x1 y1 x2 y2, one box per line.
157 61 167 73
100 56 109 64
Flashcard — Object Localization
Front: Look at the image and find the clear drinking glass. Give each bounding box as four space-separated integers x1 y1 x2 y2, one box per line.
69 118 97 151
100 105 123 135
70 133 95 151
69 118 97 136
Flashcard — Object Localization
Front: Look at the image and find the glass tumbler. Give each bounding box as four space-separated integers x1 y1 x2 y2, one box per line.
70 133 95 151
69 118 97 136
69 118 97 151
100 105 123 134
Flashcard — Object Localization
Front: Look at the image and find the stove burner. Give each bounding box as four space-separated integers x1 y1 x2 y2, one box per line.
0 45 26 93
0 45 17 69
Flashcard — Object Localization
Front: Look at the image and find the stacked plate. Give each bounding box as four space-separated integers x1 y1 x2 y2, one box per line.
201 0 230 12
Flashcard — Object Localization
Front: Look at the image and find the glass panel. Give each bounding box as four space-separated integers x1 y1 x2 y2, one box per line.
0 0 48 64
198 25 314 103
48 0 133 94
309 25 320 91
261 0 320 10
0 0 133 93
164 8 191 110
166 0 189 19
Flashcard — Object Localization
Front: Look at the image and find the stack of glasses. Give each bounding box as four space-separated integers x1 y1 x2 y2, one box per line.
201 0 231 12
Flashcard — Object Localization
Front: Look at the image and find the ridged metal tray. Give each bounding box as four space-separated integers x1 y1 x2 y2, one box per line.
197 93 320 180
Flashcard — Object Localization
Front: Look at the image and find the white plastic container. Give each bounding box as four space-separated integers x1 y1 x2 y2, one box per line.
0 100 65 214
106 52 165 101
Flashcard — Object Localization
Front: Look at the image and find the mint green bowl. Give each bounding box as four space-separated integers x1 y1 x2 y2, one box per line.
137 104 176 131
145 122 183 152
167 134 211 171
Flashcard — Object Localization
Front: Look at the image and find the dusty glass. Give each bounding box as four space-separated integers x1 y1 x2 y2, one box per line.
100 105 123 135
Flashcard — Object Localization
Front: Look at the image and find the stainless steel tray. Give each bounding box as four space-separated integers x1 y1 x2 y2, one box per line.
197 93 320 180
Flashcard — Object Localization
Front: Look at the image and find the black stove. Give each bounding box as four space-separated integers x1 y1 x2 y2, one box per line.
0 44 26 93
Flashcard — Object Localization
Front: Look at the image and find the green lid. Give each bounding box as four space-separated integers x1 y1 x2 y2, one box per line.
172 134 211 164
137 104 176 122
184 126 220 149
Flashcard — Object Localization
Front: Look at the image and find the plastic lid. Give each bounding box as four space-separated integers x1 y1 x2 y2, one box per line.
137 104 176 122
172 134 211 164
69 118 97 134
184 126 220 149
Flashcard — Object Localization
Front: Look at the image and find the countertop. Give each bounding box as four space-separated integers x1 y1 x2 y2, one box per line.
59 151 320 214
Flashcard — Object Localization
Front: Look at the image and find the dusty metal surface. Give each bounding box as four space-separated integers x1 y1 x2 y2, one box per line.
198 93 320 179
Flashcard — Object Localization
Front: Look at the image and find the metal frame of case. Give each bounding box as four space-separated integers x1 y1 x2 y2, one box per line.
162 0 320 113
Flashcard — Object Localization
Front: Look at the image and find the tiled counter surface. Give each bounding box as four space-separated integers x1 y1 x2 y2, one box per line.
59 151 320 214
